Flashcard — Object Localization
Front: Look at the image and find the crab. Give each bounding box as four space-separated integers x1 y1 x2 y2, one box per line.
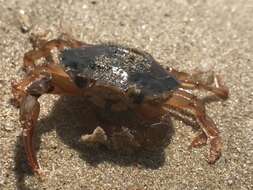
11 35 229 177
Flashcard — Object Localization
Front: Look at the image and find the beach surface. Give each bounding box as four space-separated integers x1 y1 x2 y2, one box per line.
0 0 252 189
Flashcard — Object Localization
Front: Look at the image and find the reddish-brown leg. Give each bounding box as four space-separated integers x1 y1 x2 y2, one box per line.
166 67 228 152
23 38 89 72
20 95 42 175
11 74 37 107
166 67 229 100
12 73 54 177
189 132 207 148
164 90 222 164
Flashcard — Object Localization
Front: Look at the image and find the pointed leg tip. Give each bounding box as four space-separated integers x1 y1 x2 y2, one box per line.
35 168 46 181
190 141 206 149
189 133 208 149
207 151 221 164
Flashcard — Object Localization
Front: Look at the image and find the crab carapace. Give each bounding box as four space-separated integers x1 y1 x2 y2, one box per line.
11 36 229 176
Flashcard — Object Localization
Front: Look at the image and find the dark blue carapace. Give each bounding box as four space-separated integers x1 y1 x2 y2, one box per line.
60 44 180 96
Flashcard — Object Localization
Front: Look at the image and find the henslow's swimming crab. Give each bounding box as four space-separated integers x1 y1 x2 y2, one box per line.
11 35 229 176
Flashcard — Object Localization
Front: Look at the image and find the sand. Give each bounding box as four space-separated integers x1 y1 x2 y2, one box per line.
0 0 252 189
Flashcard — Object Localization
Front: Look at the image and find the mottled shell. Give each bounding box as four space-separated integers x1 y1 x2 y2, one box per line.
60 44 179 98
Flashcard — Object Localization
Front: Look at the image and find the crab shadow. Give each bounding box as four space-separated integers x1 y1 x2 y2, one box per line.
14 96 174 189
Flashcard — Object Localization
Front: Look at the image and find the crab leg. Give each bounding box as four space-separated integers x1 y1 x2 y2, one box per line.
23 38 89 72
12 73 53 176
166 67 229 100
164 89 222 164
190 131 207 148
11 74 36 107
20 95 41 174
